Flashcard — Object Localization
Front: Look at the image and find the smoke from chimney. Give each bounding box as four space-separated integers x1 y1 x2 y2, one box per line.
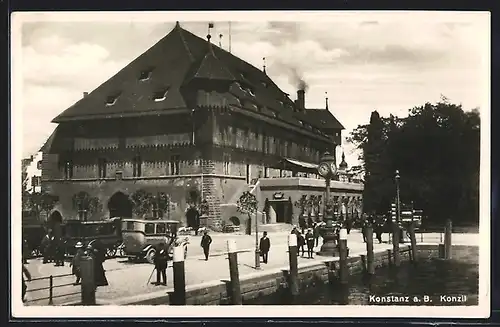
289 67 309 92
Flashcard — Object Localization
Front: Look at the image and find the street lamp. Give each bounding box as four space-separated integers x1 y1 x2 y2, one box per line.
395 170 402 243
395 170 401 225
316 151 341 256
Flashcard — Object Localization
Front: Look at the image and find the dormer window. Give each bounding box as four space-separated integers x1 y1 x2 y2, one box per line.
278 100 284 107
106 94 120 106
246 87 255 97
153 88 169 102
139 69 153 81
261 81 268 88
240 72 247 80
298 120 304 126
270 111 278 118
321 120 327 124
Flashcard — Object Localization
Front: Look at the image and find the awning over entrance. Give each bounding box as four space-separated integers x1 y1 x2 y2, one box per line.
281 158 318 174
284 158 318 169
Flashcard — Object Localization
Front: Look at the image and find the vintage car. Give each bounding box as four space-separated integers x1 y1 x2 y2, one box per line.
62 217 123 258
121 218 188 264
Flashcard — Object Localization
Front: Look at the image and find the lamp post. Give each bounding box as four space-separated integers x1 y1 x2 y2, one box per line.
316 151 340 256
395 170 402 243
395 170 401 226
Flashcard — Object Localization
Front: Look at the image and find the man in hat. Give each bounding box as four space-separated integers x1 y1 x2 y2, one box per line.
70 242 84 285
86 241 108 287
200 230 212 261
305 228 315 259
153 243 169 286
259 231 270 264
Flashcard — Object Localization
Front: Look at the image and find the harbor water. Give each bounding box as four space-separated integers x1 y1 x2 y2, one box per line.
244 257 479 305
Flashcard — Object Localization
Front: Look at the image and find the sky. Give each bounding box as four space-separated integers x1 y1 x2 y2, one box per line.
14 11 490 167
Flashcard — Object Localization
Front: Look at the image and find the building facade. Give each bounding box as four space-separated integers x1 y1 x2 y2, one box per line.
41 22 360 229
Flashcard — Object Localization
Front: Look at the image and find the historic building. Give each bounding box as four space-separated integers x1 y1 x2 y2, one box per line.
41 22 360 229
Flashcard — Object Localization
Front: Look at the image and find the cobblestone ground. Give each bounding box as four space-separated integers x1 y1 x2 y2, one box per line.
22 231 478 306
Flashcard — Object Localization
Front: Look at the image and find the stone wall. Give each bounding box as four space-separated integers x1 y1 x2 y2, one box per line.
122 245 417 305
120 244 479 305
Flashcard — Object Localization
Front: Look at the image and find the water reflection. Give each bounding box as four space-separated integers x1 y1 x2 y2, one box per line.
244 258 478 306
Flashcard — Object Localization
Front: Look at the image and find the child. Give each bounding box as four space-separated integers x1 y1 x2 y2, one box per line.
70 242 84 285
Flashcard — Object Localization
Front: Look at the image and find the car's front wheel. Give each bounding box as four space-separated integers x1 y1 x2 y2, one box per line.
146 248 156 264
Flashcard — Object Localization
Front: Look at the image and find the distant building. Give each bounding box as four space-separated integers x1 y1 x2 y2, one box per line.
22 152 43 194
41 22 363 228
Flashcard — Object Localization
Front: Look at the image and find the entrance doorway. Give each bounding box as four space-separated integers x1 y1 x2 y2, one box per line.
268 199 292 224
108 192 133 218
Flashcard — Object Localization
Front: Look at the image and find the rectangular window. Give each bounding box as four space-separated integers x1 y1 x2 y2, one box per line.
98 158 107 179
133 155 142 177
156 223 166 234
223 153 231 175
170 155 180 175
64 160 73 179
264 167 269 178
145 223 155 235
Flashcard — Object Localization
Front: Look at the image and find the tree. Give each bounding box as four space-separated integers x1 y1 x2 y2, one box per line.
72 191 101 221
348 100 480 226
236 190 260 268
23 190 59 221
237 191 258 228
130 189 153 218
150 192 171 219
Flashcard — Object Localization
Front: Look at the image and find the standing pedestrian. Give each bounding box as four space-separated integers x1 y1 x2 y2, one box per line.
41 230 52 264
153 243 168 286
200 231 212 261
70 242 84 285
374 215 383 244
22 263 32 303
87 241 108 287
54 237 65 267
313 223 321 247
305 228 315 259
299 216 307 234
297 231 306 257
259 231 270 264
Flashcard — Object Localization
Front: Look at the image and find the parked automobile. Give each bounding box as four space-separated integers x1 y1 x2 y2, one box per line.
62 217 123 258
121 218 188 264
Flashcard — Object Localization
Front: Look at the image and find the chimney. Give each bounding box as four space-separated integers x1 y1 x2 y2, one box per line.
83 92 89 97
297 89 305 111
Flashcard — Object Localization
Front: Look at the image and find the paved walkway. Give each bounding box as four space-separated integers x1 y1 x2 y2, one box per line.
23 231 478 306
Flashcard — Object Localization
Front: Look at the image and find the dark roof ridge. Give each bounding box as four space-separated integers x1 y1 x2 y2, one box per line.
175 22 195 62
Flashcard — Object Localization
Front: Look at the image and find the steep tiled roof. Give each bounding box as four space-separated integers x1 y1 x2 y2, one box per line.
304 109 345 130
39 127 59 152
52 22 344 138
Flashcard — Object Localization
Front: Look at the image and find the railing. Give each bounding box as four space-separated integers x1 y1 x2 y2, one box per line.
25 273 80 305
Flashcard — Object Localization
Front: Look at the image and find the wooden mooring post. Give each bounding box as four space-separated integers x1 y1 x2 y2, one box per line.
408 222 417 262
443 219 452 259
288 233 299 298
80 256 96 305
392 222 401 267
227 239 242 305
172 246 186 305
365 226 375 275
339 228 349 284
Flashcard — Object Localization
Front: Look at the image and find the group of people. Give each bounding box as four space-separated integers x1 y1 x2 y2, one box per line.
291 224 321 259
22 239 109 303
40 229 65 266
69 240 109 287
